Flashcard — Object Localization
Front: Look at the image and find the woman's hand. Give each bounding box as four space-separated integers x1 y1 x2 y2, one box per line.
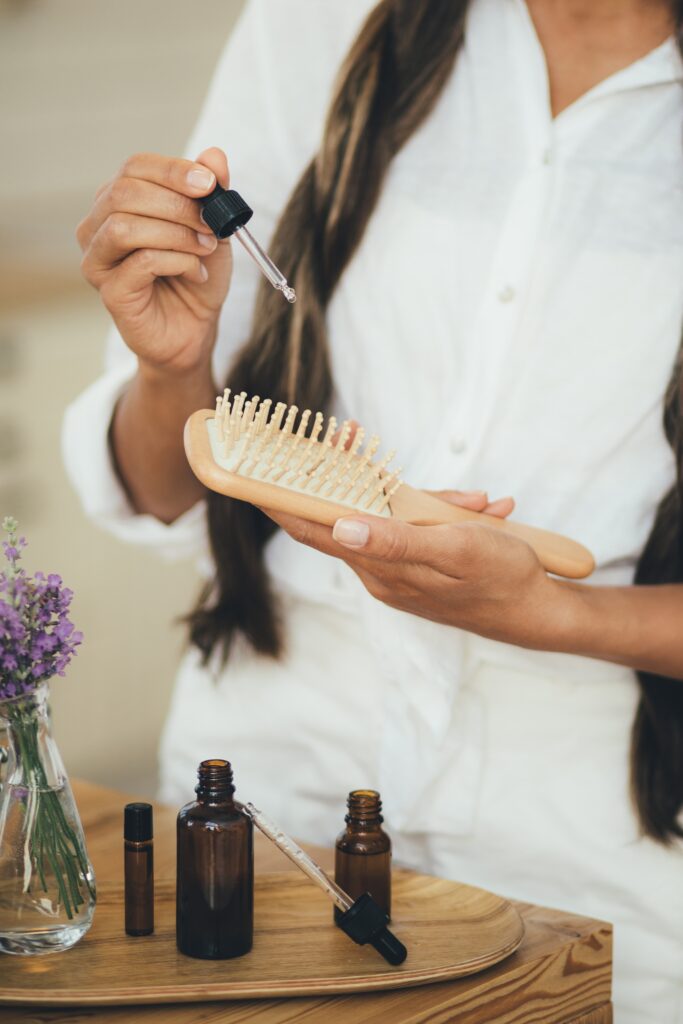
83 147 233 521
77 147 231 376
262 490 575 650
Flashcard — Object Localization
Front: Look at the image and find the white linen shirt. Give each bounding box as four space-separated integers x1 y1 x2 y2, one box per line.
63 6 683 1014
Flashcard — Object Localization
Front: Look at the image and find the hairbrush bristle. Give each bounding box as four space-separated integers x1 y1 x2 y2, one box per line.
209 392 402 516
186 394 596 581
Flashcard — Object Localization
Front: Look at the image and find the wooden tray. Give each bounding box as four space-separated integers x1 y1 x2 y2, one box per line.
0 870 525 1006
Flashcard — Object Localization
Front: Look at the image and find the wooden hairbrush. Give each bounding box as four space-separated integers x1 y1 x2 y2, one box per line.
184 391 595 579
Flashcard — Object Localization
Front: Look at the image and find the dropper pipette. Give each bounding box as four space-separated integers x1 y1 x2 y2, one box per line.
242 802 407 966
199 186 296 303
243 803 352 912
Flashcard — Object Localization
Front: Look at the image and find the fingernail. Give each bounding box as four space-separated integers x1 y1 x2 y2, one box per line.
471 490 487 497
333 519 369 548
196 231 216 249
199 263 208 282
186 167 215 190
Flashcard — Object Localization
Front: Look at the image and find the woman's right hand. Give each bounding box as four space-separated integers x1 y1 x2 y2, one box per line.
77 147 232 376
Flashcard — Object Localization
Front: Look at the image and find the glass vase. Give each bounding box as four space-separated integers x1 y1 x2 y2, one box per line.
0 683 96 954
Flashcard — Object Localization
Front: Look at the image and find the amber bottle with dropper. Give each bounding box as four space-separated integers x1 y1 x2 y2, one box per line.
334 790 391 924
176 759 253 959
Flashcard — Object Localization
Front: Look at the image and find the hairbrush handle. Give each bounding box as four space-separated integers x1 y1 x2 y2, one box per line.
389 484 594 579
185 408 594 580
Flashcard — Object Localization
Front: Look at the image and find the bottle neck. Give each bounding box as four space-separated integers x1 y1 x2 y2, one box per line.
345 790 384 831
195 758 236 805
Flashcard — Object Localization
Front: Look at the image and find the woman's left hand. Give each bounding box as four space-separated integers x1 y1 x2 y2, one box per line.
261 490 575 650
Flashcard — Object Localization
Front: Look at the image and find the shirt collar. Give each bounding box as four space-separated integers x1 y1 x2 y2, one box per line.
512 0 683 100
590 36 683 96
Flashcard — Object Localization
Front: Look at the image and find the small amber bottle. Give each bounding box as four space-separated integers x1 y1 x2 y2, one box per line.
124 802 154 936
176 759 253 959
334 789 391 924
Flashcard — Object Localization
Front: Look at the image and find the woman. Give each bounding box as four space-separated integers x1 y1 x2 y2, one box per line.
66 0 683 1018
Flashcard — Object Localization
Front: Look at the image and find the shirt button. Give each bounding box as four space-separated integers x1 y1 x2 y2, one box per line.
449 435 467 454
498 285 516 303
542 147 552 165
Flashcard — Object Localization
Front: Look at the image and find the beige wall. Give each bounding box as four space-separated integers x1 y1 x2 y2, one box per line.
0 0 245 797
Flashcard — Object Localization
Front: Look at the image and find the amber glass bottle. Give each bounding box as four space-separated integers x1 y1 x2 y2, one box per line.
334 790 391 924
124 802 154 936
176 759 253 959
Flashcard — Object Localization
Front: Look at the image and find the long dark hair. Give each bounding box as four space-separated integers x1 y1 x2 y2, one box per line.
189 0 683 842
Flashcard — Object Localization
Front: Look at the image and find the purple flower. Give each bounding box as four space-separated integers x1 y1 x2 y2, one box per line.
54 618 74 641
0 518 83 701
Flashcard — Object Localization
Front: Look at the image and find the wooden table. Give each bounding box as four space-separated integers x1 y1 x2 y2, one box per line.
0 781 613 1023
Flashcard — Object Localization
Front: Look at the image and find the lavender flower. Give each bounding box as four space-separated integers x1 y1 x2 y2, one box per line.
0 517 83 702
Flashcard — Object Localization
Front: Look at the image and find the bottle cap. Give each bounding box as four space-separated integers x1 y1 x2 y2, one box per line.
337 892 407 966
124 802 153 842
199 187 253 239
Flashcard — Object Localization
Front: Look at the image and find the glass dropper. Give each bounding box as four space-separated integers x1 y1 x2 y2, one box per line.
233 226 296 303
199 186 296 304
243 802 351 911
242 802 408 966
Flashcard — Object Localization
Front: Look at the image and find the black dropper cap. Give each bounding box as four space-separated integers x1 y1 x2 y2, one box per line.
337 893 407 966
124 802 153 843
199 186 253 240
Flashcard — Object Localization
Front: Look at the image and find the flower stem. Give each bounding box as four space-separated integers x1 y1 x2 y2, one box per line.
6 700 93 919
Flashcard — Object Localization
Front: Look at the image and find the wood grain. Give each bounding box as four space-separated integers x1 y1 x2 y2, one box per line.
0 873 524 1006
565 1008 613 1024
0 782 613 1024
